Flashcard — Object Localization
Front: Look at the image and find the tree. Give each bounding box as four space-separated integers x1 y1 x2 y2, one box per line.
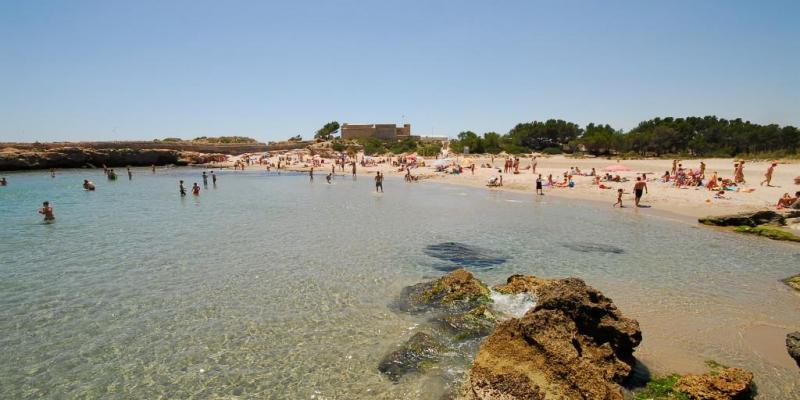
315 121 340 140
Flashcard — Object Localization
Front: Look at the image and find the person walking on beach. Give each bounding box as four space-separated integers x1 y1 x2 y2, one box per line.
39 201 55 221
761 163 777 187
671 160 678 176
375 171 384 193
613 189 624 208
735 161 745 184
192 183 200 195
202 171 208 186
352 161 357 177
699 161 706 179
127 167 133 180
536 174 544 195
179 180 187 196
633 177 648 207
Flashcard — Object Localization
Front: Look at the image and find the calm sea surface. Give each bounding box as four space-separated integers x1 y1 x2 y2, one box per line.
1 167 799 399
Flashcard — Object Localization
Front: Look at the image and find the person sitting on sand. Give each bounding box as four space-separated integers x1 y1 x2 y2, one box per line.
547 174 555 186
613 189 624 208
39 201 55 221
706 172 719 190
791 191 800 209
83 180 95 191
777 193 795 208
589 168 596 177
715 190 729 199
661 171 670 182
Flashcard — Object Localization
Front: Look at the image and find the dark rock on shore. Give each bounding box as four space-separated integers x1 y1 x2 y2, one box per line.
0 147 182 171
673 367 754 400
699 211 785 227
378 332 446 382
787 331 800 368
395 268 491 314
463 278 641 399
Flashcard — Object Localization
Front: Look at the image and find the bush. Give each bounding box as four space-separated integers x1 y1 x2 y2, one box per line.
361 138 387 156
500 144 528 154
331 139 346 152
542 147 563 155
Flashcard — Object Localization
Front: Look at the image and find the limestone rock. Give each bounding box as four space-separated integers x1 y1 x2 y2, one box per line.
493 274 554 296
378 332 445 381
463 278 641 400
396 268 491 314
787 331 800 368
673 367 753 400
437 305 496 340
699 211 785 227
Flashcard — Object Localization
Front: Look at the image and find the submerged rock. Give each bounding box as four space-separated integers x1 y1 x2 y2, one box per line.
673 367 754 400
561 242 625 254
395 268 492 314
787 331 800 368
493 274 554 296
734 226 800 242
699 211 785 227
424 242 507 270
436 305 497 340
463 278 641 399
378 332 445 381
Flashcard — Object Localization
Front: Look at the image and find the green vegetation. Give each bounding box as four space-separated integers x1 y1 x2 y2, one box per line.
734 226 800 242
314 121 340 140
632 375 690 400
287 135 303 142
192 136 258 144
782 274 800 291
447 116 800 157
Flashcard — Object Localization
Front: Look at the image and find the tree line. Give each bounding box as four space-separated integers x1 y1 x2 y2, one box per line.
448 116 800 157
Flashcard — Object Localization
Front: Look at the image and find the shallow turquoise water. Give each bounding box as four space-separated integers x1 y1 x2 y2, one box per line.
1 167 798 398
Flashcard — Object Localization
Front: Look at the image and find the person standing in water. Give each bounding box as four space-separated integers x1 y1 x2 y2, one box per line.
761 163 777 187
0 177 7 186
633 177 648 207
309 167 314 181
331 164 335 177
83 180 96 191
127 167 133 180
192 183 200 195
352 161 357 178
535 174 544 195
326 173 332 184
211 170 217 185
375 171 384 193
179 180 187 196
202 171 208 187
39 201 55 221
50 168 56 178
151 164 156 173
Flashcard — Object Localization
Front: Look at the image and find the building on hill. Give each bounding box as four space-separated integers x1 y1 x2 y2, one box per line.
341 123 412 140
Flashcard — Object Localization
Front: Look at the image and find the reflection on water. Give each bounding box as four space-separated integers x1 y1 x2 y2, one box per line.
0 168 798 398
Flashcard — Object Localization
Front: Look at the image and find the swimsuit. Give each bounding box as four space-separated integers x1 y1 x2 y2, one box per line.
635 188 643 198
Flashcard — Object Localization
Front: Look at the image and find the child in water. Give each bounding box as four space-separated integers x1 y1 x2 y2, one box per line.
613 189 624 208
192 183 200 195
39 201 55 221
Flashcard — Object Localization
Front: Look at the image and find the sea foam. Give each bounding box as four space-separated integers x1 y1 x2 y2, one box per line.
489 290 536 319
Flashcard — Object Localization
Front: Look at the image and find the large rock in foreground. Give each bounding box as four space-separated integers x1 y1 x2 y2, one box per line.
463 278 641 400
492 274 553 296
395 268 491 313
673 367 753 400
787 331 800 368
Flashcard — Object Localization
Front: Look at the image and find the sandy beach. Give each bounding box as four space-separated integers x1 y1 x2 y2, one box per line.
238 154 800 223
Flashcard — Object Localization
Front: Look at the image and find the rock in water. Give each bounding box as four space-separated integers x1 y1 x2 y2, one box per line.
395 268 492 313
436 305 497 340
787 331 800 368
561 242 625 254
424 242 507 270
378 332 445 382
493 274 554 296
463 278 641 399
673 367 754 400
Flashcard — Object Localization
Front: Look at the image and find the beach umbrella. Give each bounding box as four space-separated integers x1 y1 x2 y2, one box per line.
603 164 631 172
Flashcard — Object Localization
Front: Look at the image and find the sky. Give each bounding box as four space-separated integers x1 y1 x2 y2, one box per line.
1 0 798 143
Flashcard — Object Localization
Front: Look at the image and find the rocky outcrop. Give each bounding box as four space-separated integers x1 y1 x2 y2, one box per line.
493 274 553 296
787 331 800 368
395 268 491 313
699 211 785 227
673 367 754 400
463 278 641 400
436 304 497 340
378 332 445 382
783 274 800 292
0 147 182 170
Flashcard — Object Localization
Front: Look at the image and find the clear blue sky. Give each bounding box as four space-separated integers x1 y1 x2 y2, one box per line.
1 0 798 142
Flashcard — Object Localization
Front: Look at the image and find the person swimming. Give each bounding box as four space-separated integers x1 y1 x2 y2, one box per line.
0 177 7 186
83 180 96 191
107 169 117 180
39 201 55 221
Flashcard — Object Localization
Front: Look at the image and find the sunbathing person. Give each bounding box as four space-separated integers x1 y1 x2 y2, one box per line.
777 193 795 208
